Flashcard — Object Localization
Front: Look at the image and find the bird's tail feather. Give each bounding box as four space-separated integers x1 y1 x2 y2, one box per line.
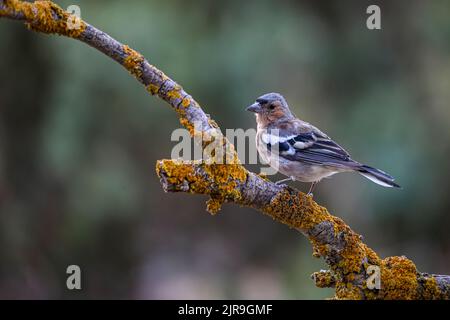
357 165 400 188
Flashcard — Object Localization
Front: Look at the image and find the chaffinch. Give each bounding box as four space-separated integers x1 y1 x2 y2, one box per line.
246 93 400 195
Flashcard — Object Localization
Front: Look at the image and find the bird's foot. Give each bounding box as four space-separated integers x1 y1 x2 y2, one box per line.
306 182 318 197
275 177 294 185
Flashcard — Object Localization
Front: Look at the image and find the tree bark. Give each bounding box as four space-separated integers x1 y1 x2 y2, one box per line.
1 0 449 299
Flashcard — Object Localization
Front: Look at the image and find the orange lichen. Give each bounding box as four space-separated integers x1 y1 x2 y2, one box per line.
365 247 382 265
181 97 190 107
312 270 336 288
262 188 358 265
338 241 366 274
419 276 444 300
206 196 224 215
335 282 362 300
341 256 449 300
333 253 443 300
263 189 335 232
155 159 196 189
378 256 418 300
179 117 194 135
263 189 304 227
2 0 85 37
310 238 329 258
123 45 144 79
174 106 195 136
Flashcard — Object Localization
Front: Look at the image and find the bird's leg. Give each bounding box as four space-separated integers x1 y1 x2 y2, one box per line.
307 182 318 197
275 176 294 185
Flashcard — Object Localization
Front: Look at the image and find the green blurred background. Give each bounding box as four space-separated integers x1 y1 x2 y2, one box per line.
0 0 449 299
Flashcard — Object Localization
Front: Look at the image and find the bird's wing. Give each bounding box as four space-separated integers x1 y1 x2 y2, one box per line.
262 121 355 167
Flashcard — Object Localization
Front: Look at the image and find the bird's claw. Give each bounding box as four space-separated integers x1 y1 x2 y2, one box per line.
276 183 289 188
275 177 294 185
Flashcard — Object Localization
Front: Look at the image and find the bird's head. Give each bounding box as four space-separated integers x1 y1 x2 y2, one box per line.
246 93 294 126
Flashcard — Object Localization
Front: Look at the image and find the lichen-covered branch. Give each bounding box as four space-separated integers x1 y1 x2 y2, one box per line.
156 160 450 299
1 0 449 299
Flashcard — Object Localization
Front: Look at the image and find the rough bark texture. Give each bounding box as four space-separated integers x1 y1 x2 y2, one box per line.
1 0 449 299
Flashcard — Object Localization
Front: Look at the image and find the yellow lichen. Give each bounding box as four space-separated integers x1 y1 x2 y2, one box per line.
123 45 144 79
264 189 334 232
3 0 86 37
156 159 247 214
147 84 159 95
167 88 182 100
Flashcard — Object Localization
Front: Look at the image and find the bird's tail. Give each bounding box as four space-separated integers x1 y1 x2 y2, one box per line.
357 164 401 188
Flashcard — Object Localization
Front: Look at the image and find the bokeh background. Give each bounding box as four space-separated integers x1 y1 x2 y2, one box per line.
1 0 450 299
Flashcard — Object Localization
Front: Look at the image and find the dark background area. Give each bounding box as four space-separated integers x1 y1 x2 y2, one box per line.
0 0 449 299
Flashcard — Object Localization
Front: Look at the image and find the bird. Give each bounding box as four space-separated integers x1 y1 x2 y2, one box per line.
246 92 400 196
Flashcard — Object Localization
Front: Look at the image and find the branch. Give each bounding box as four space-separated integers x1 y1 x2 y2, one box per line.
2 0 449 299
156 160 450 299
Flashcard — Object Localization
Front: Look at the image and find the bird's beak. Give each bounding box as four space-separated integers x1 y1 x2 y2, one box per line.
246 102 262 113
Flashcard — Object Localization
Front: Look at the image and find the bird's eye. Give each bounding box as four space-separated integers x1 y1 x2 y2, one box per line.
269 105 276 110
